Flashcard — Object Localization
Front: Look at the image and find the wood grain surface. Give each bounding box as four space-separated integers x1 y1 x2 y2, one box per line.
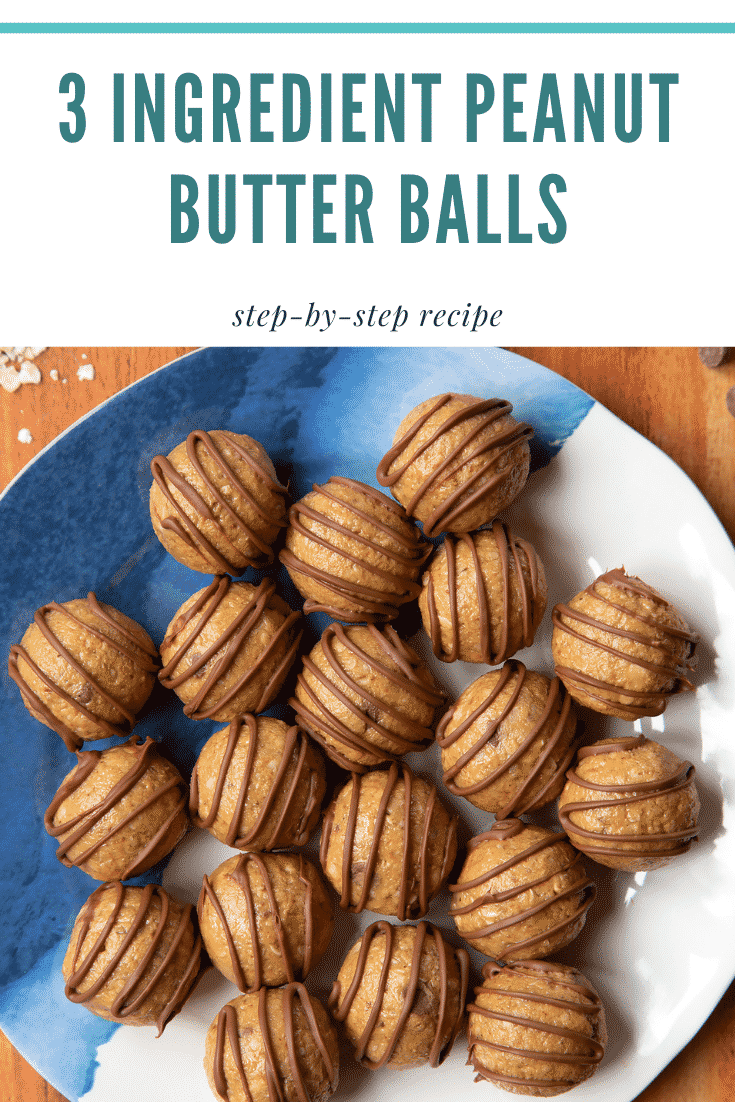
1 345 733 1102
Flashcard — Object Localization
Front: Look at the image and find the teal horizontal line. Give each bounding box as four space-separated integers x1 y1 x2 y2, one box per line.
1 21 734 33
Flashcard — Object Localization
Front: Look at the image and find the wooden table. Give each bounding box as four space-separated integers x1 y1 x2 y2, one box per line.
1 346 733 1102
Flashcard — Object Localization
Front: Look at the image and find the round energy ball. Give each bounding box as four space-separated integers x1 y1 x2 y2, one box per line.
290 622 444 772
279 476 428 623
205 985 339 1102
190 715 326 850
158 576 302 721
44 735 188 881
376 392 533 537
8 592 158 751
329 920 469 1069
558 736 700 871
467 960 606 1096
62 881 204 1034
437 661 578 818
320 763 457 920
150 429 288 574
419 523 547 664
198 851 333 992
449 819 595 961
551 567 698 719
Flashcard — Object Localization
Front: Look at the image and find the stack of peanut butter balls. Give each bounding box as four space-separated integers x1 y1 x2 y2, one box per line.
9 399 700 1100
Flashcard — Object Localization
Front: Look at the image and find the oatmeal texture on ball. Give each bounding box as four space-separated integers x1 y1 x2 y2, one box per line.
159 576 302 721
150 429 288 573
198 851 333 992
320 762 457 920
205 985 339 1102
279 476 428 622
467 960 606 1096
329 920 469 1069
551 568 698 719
190 714 325 849
63 881 204 1033
376 392 533 536
419 523 547 664
558 736 699 871
9 593 159 750
44 735 188 881
437 661 578 818
291 622 444 772
449 819 595 961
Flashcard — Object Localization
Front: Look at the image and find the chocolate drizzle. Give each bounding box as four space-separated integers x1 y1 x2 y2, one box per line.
8 593 159 751
44 736 188 879
158 576 302 720
211 985 338 1102
376 394 533 537
448 821 595 959
328 920 469 1069
150 430 288 573
291 623 444 772
190 716 322 849
424 523 544 664
552 568 699 718
279 476 429 622
320 762 457 920
198 853 317 992
64 882 204 1036
437 661 577 819
558 737 699 861
467 960 605 1090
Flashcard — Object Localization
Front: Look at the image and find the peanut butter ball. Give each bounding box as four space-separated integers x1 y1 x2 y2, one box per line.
198 852 333 992
291 622 444 772
62 881 204 1034
329 920 469 1069
437 662 578 818
205 985 339 1102
279 476 428 622
44 735 188 881
551 568 698 719
419 523 547 664
159 576 302 721
449 820 595 961
376 393 533 537
558 736 700 871
9 593 158 751
467 960 606 1096
320 762 457 920
150 429 288 574
190 715 325 850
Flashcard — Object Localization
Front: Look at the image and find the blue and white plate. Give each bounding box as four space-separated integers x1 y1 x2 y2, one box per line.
1 347 734 1102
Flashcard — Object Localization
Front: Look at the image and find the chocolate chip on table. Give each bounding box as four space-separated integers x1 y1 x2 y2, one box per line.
698 348 731 368
726 386 735 419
